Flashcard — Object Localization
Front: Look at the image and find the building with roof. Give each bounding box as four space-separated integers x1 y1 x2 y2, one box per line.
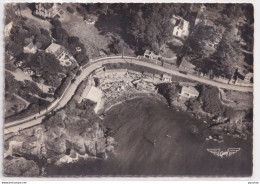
45 42 74 66
235 71 253 86
22 68 35 76
244 72 253 83
162 74 172 82
171 15 190 39
45 43 64 57
15 60 24 68
144 50 161 60
179 86 199 100
154 74 161 80
23 42 37 54
79 85 102 103
34 3 64 19
5 21 13 38
194 5 207 26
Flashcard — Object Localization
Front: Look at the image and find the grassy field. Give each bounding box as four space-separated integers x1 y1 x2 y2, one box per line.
60 8 112 58
60 4 134 58
223 89 253 110
5 93 29 118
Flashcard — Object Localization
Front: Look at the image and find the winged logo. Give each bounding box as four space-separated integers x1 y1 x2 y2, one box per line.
207 148 240 158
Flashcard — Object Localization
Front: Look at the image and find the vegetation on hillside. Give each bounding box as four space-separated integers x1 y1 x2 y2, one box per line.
51 20 89 66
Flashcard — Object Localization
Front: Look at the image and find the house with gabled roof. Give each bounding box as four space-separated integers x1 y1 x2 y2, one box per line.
22 67 35 76
23 42 37 54
79 85 102 103
45 42 74 66
171 15 190 39
162 74 172 82
179 86 199 100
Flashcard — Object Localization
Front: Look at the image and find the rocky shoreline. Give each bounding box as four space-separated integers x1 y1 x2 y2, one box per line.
4 81 252 176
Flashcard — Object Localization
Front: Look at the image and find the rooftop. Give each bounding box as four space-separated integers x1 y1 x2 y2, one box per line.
162 74 172 78
45 43 64 56
81 86 102 103
181 86 199 96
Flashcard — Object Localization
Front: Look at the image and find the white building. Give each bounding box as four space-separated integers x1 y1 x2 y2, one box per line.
144 50 161 60
45 43 64 57
15 60 23 68
162 74 172 82
5 21 13 38
171 15 190 39
34 3 64 19
22 68 35 76
179 86 199 99
23 42 37 54
79 85 102 103
45 42 74 66
244 72 253 83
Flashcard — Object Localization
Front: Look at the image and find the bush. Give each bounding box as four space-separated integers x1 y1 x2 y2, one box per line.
54 75 73 98
186 99 201 111
200 85 226 116
157 83 180 105
76 70 81 76
66 6 74 14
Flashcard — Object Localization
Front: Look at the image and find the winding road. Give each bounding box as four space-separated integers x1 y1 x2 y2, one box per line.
4 56 253 135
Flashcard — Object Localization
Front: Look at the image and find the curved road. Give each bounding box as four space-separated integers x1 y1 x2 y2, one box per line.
4 56 253 135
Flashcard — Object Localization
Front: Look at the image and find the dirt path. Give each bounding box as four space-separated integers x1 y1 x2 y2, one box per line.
12 93 30 106
218 87 236 107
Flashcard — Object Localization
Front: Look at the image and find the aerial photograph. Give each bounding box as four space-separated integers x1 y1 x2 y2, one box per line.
3 3 254 177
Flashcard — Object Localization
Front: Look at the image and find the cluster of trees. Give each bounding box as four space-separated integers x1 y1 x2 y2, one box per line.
185 85 250 126
157 83 180 105
20 51 64 87
183 4 253 78
199 85 226 116
50 20 89 65
7 23 52 57
83 3 191 54
5 72 51 122
5 72 51 101
53 74 73 98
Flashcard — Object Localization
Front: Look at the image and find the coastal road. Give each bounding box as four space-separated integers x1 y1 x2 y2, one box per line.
129 59 253 92
4 56 253 135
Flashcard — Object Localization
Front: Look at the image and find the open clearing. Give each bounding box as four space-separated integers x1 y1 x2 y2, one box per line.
222 89 253 110
60 9 112 58
5 93 29 118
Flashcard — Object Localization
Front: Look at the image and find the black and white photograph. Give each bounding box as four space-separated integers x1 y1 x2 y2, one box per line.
2 1 256 178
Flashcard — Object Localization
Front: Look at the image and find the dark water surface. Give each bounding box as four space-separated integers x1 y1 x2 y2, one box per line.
46 97 252 176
